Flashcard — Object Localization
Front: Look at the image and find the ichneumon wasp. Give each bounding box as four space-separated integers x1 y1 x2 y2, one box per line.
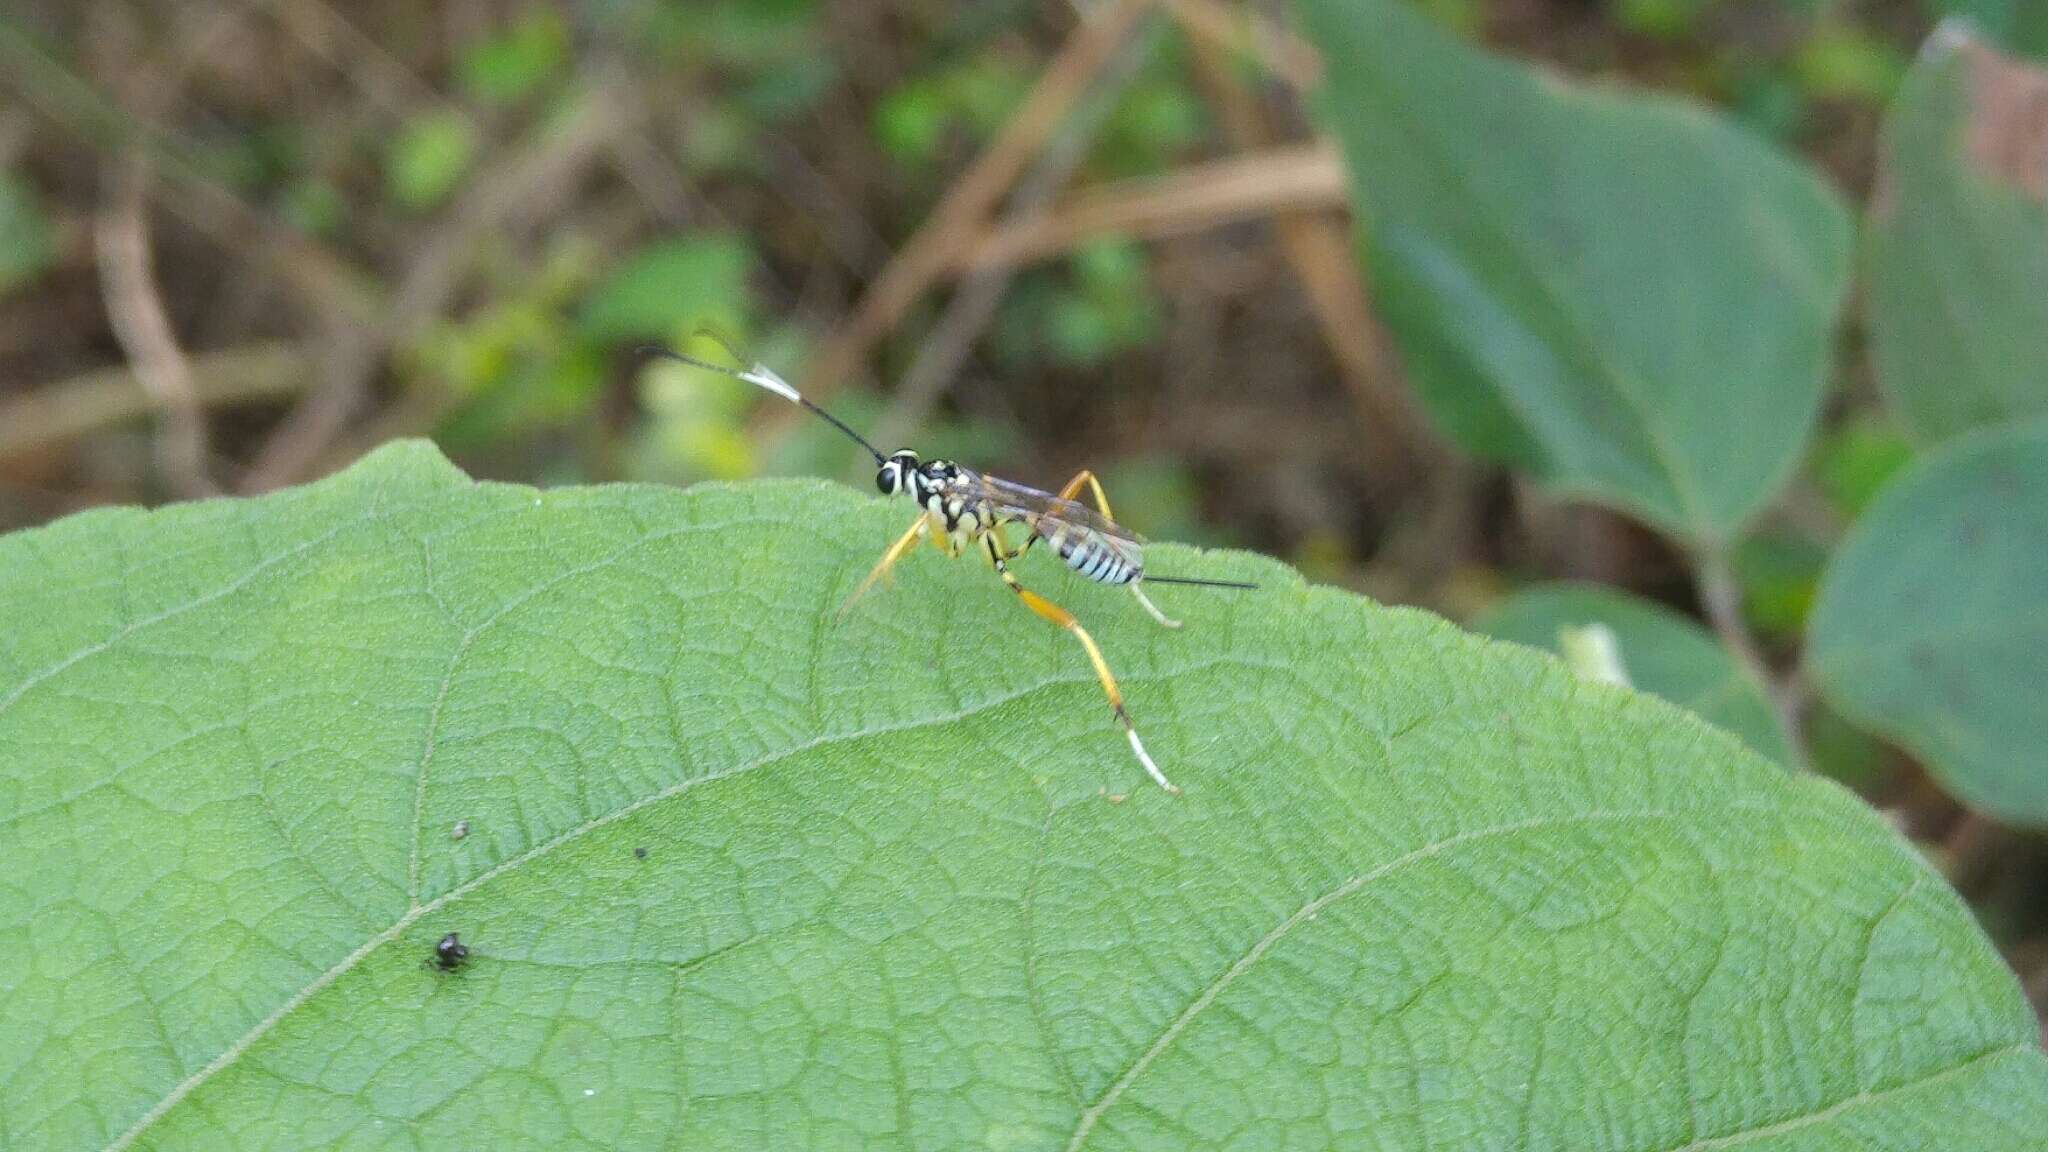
640 336 1254 795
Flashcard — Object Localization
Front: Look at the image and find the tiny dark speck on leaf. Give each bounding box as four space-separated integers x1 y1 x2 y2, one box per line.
430 932 471 972
634 846 648 859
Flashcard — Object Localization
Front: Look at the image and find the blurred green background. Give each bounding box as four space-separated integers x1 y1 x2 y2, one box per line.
1 0 2043 1038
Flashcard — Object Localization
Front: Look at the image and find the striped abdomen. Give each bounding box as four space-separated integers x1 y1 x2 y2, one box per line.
1044 524 1140 586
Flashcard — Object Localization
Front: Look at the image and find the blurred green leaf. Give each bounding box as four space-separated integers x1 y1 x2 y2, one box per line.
696 0 819 66
1475 582 1796 766
1616 0 1712 43
1865 26 2048 444
1413 0 1484 37
1729 530 1827 641
1094 47 1209 179
1814 411 1916 520
1810 420 2048 823
1099 457 1214 547
437 345 607 452
875 77 951 165
1927 1 2048 58
998 239 1161 369
680 103 758 174
1795 24 1910 104
1725 62 1810 142
0 174 56 296
737 53 836 121
385 110 479 211
1298 0 1853 547
875 55 1031 168
577 234 751 344
457 7 569 106
276 178 346 238
1805 698 1894 789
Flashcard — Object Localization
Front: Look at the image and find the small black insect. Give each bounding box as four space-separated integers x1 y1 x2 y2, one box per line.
430 932 471 972
634 846 647 860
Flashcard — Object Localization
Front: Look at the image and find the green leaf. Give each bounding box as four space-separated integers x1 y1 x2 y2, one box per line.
0 173 56 295
5 443 2044 1148
1473 582 1796 766
1815 411 1918 521
385 111 479 212
1616 0 1712 42
1926 1 2048 58
1298 0 1854 546
1730 529 1829 641
457 7 570 106
1796 24 1911 104
1865 25 2048 445
1810 420 2048 824
576 234 752 344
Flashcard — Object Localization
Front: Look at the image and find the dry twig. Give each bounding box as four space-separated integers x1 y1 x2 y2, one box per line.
1160 0 1323 88
0 344 308 463
1180 19 1430 484
274 79 640 487
1698 550 1809 768
868 20 1161 457
799 0 1155 400
960 142 1345 271
94 162 218 497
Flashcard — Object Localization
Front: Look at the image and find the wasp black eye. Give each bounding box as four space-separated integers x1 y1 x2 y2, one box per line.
876 464 898 494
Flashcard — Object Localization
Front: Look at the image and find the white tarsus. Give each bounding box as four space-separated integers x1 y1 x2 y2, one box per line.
1126 729 1179 794
1132 584 1182 629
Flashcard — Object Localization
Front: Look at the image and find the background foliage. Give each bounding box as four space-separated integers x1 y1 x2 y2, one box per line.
3 0 2046 1135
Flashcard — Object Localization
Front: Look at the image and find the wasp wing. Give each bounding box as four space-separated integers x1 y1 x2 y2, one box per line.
968 471 1147 568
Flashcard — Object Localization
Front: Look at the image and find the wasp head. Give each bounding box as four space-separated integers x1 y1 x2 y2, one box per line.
877 450 919 496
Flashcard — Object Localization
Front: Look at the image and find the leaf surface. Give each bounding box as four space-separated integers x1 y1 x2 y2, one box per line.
1298 0 1852 546
2 443 2043 1150
1866 24 2048 444
1474 582 1795 766
1811 421 2048 824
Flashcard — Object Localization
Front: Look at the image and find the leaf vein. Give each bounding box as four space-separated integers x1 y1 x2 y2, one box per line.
1063 808 1691 1150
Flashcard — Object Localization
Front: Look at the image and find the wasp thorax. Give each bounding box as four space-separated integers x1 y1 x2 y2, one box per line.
877 450 919 496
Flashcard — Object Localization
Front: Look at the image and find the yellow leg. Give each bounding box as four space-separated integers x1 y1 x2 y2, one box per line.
984 535 1179 795
1058 469 1181 629
842 514 931 616
1055 469 1115 521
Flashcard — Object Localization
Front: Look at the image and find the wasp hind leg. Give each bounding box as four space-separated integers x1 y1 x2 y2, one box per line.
841 513 932 617
984 534 1179 795
1056 469 1182 630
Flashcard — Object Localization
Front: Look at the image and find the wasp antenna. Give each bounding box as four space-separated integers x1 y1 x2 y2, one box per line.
1143 575 1258 590
636 341 886 465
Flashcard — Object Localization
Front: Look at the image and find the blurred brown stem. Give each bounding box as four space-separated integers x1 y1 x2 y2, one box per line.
1180 14 1432 490
800 0 1155 401
0 19 385 327
959 142 1347 271
288 79 641 484
1698 550 1809 769
93 161 218 498
0 344 309 463
867 18 1160 459
1160 0 1323 88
